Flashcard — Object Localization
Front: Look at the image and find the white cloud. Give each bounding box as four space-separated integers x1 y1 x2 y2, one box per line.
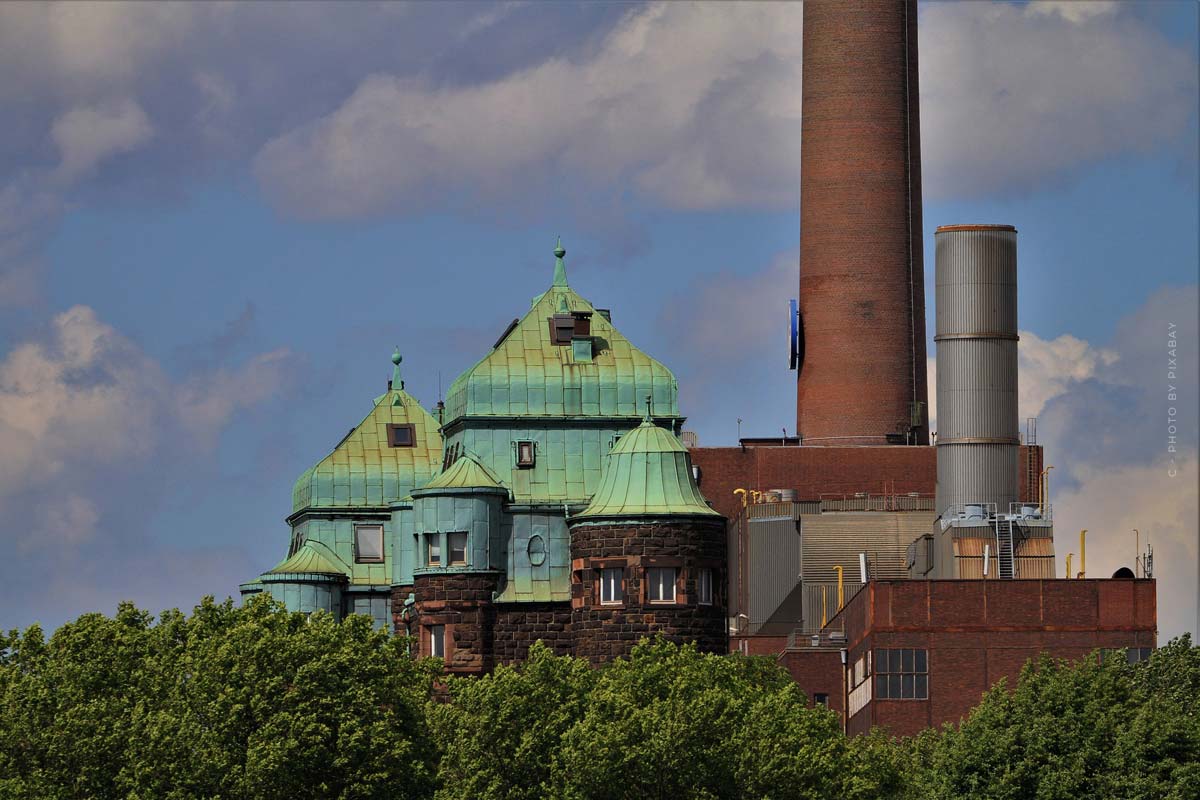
51 98 154 183
252 1 1195 217
0 305 300 514
1052 457 1197 641
927 329 1117 433
920 2 1196 199
254 2 804 217
1025 1 1120 25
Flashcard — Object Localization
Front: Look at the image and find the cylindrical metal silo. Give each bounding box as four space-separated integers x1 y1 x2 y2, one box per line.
933 225 1019 517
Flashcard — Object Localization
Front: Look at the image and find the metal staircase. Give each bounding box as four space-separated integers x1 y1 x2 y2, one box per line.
995 519 1016 579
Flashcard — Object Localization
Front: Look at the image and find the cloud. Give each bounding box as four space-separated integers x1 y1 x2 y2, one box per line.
0 303 305 629
1052 457 1197 640
51 98 154 183
920 2 1196 198
253 1 1195 218
1025 1 1120 25
253 2 804 218
0 304 301 520
927 329 1119 432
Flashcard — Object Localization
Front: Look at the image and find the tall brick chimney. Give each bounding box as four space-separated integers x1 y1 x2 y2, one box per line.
796 0 929 446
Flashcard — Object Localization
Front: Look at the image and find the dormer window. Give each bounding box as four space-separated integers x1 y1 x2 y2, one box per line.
516 440 535 468
549 314 576 345
388 423 415 447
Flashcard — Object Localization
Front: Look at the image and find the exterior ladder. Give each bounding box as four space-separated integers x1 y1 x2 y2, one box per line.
995 519 1016 579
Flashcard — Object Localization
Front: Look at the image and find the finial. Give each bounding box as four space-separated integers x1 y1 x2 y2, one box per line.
390 347 404 391
644 393 653 423
552 236 568 287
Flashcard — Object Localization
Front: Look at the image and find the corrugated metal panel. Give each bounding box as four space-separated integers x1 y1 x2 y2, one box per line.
746 516 802 632
935 228 1018 336
936 443 1019 515
800 581 865 632
934 226 1019 518
800 513 935 582
936 340 1018 441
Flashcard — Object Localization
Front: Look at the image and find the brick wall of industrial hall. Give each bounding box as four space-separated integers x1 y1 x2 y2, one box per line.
829 579 1157 738
690 445 1044 520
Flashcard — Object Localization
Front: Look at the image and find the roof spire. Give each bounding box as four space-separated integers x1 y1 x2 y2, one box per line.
644 393 653 423
391 347 404 391
552 236 568 287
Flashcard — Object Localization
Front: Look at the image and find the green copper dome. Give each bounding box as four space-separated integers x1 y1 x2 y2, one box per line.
443 241 679 423
574 418 720 519
291 352 443 514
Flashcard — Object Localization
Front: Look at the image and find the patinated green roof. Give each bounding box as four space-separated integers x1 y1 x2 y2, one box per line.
419 452 507 492
291 356 443 514
575 417 721 519
443 242 679 423
268 541 349 577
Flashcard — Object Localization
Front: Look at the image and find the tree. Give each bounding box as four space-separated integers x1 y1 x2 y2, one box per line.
905 636 1200 800
0 596 439 800
429 641 596 800
551 639 861 800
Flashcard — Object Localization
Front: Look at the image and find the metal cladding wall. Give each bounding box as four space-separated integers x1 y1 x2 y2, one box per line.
934 225 1020 516
797 0 928 445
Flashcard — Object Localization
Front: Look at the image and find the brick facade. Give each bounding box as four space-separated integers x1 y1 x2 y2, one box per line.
795 579 1160 738
690 444 1043 520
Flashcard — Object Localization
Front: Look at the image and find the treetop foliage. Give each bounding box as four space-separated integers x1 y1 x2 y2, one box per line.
1 598 1195 799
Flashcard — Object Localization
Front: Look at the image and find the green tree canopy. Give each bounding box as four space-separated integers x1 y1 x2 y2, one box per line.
905 636 1200 800
0 596 438 800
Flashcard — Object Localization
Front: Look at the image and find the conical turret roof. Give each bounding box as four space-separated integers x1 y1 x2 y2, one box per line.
574 417 720 520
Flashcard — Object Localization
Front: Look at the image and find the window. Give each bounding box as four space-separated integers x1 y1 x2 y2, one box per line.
600 567 624 605
448 532 468 566
647 567 676 603
874 648 928 699
813 693 830 708
516 440 536 468
387 423 415 447
428 535 441 567
355 524 384 563
429 625 445 658
1126 647 1153 664
697 568 713 605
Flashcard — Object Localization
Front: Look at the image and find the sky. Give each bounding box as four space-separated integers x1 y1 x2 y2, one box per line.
1 1 1197 641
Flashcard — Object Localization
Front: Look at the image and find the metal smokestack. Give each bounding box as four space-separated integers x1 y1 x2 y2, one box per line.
933 225 1020 517
796 0 928 445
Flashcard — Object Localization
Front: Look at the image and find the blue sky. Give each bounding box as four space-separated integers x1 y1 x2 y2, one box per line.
1 1 1197 640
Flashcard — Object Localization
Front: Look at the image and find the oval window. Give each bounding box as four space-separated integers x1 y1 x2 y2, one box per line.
527 534 547 566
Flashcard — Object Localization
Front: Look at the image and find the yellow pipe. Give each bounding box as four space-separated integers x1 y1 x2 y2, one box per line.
833 565 844 610
751 490 762 504
1042 465 1054 512
733 488 748 508
1079 529 1087 579
1066 553 1073 579
1134 529 1140 578
821 586 828 627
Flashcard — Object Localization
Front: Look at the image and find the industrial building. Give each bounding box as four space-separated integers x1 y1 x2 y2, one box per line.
241 0 1156 735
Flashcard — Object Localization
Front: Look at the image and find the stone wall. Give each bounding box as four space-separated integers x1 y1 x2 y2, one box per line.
493 602 574 664
411 571 500 673
569 518 728 662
